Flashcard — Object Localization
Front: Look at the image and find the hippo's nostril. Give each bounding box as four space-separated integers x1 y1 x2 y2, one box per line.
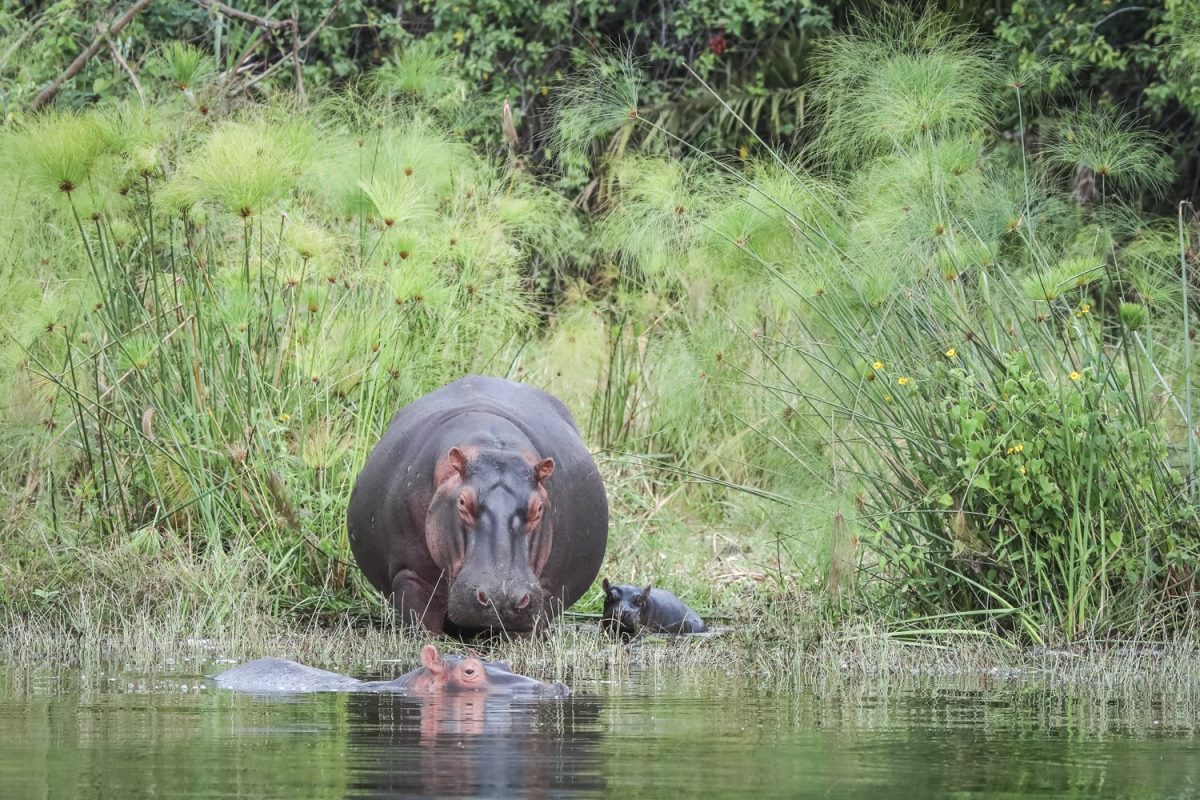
515 593 530 609
476 590 489 606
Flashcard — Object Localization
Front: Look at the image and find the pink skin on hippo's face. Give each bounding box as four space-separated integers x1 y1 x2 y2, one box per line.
425 446 555 632
399 644 570 696
402 644 490 693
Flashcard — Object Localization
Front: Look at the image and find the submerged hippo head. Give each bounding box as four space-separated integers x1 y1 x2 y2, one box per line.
428 446 555 631
401 644 490 692
396 644 570 697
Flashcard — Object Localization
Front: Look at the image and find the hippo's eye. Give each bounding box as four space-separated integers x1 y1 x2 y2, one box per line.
457 492 476 524
527 498 544 530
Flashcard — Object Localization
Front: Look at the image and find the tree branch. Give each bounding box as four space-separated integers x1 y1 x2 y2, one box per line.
107 37 145 107
194 0 289 30
231 1 341 97
31 0 154 110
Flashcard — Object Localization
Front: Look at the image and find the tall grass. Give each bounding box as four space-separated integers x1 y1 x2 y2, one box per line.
553 9 1200 642
0 76 575 625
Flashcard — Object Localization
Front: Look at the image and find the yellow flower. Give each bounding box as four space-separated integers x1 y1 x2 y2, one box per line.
1080 303 1091 314
883 395 894 404
452 30 466 45
738 144 748 159
945 348 957 358
872 361 884 370
539 85 549 96
1015 443 1024 453
1018 465 1027 475
1069 371 1082 381
278 413 291 423
898 376 911 386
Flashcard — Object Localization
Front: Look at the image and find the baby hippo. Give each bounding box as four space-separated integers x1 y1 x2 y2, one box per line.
601 578 706 636
211 644 568 696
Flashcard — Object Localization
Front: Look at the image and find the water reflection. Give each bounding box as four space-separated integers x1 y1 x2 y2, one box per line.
344 690 605 798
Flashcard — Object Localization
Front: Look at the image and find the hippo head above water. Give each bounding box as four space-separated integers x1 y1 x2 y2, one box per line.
402 644 490 692
428 446 555 632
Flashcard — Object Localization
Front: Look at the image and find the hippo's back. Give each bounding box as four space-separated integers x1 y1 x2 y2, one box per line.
211 658 364 694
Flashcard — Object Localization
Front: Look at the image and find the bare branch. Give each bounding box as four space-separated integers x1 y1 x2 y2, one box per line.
194 0 289 30
231 1 341 97
31 0 154 110
107 37 145 107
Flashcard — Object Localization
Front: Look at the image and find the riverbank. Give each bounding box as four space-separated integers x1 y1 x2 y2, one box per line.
5 603 1200 699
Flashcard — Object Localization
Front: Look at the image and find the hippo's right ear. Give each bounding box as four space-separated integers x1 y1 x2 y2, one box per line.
602 578 611 593
420 644 443 673
448 447 469 476
434 448 470 487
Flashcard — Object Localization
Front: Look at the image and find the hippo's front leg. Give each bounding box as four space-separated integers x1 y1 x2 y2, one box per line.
391 569 447 633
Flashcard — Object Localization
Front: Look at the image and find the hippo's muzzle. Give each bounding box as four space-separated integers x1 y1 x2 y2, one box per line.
447 574 545 631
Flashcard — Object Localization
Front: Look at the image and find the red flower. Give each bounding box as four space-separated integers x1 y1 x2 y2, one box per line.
709 31 727 55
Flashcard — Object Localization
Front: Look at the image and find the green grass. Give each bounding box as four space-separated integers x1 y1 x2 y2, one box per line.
3 8 1200 661
550 8 1200 642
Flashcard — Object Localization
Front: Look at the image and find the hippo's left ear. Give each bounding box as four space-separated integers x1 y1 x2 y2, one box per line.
534 457 555 482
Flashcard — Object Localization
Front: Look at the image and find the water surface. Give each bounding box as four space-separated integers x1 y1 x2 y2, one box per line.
1 660 1197 798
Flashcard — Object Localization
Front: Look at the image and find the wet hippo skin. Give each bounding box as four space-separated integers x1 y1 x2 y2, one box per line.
211 644 570 696
347 375 609 635
601 579 707 635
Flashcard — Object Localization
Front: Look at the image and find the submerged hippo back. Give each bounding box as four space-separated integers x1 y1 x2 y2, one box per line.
210 658 365 694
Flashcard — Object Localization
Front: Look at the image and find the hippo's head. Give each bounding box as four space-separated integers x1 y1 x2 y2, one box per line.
601 579 650 635
404 644 490 692
403 645 569 696
428 446 554 632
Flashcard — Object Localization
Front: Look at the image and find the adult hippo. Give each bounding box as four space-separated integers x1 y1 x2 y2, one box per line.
348 375 608 635
211 644 569 697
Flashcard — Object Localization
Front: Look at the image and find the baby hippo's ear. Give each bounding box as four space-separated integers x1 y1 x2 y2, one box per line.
602 578 611 593
534 457 555 482
420 644 443 674
641 584 653 600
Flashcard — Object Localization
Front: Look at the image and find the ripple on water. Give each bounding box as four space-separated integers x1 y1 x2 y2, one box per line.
0 664 1198 798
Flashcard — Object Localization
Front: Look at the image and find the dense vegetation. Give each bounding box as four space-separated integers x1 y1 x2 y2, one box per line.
2 3 1199 648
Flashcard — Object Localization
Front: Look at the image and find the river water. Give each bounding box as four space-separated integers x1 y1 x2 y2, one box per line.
1 659 1198 798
